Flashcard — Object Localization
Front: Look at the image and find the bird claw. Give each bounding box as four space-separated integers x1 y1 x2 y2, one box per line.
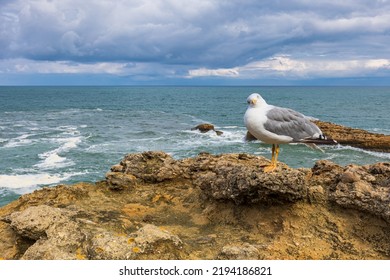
263 163 277 173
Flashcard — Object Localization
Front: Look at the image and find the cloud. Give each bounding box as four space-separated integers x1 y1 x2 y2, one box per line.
188 67 239 77
1 0 390 84
1 0 221 63
0 59 127 74
244 56 390 77
0 58 183 81
188 56 390 79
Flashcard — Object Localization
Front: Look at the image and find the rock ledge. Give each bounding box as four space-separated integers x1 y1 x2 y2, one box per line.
1 152 389 260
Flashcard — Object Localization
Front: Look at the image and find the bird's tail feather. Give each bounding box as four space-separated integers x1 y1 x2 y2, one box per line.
296 136 337 153
300 138 338 145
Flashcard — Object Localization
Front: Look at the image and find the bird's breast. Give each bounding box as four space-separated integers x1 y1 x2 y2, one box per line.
244 108 268 137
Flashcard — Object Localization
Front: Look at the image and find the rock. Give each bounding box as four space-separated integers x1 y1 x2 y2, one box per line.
191 123 224 136
119 151 182 183
105 172 137 190
314 120 390 152
4 204 183 260
89 224 182 260
191 153 308 204
328 163 390 222
340 171 360 184
218 243 260 260
8 205 86 260
1 151 389 260
191 123 215 133
0 221 19 260
307 185 326 203
9 205 71 240
132 224 182 247
88 230 135 260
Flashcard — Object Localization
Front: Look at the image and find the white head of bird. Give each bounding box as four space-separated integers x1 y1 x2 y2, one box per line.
246 93 267 108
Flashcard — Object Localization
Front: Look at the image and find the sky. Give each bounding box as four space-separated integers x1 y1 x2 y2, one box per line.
1 0 390 85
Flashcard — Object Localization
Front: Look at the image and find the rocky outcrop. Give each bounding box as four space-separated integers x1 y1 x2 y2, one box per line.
1 202 183 260
314 120 390 152
311 160 390 221
191 123 223 136
1 151 389 260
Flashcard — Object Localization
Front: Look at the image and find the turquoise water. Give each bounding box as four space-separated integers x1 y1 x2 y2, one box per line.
1 86 389 206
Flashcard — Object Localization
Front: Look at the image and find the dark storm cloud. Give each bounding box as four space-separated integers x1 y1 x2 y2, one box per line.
1 0 390 83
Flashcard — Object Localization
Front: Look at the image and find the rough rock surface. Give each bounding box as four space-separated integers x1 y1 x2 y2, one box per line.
1 151 389 260
191 123 223 136
314 120 390 152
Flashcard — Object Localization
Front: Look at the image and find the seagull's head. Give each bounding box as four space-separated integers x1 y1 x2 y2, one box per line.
247 93 266 107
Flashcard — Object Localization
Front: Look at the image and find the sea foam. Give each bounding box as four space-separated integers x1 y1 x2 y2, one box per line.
34 136 82 170
3 134 34 148
0 173 69 189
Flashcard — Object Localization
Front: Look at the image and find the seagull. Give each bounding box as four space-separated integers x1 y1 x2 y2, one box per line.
244 93 337 172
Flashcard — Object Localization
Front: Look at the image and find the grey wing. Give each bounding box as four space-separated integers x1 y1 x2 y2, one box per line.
264 107 322 141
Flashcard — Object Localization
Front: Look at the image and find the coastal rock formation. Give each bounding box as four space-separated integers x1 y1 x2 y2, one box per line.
191 123 223 136
314 120 390 152
1 151 389 260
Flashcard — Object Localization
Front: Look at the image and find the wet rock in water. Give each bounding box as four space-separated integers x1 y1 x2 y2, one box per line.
314 120 390 152
191 123 223 136
191 123 215 132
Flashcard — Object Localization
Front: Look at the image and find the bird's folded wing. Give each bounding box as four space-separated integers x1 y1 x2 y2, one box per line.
264 107 323 142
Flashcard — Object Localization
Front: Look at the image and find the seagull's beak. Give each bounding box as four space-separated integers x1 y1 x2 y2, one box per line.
250 98 257 105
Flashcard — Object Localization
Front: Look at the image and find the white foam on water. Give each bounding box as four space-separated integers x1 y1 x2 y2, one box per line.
35 152 69 169
35 134 82 170
0 172 76 189
184 128 246 145
335 145 390 160
0 170 89 195
3 133 34 148
60 136 81 150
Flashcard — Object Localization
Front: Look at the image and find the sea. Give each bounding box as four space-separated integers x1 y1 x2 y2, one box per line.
0 86 389 206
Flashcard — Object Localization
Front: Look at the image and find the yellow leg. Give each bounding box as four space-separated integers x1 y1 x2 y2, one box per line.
263 144 279 172
275 144 280 163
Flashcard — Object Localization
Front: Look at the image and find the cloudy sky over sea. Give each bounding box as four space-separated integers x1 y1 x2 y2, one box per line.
1 0 390 85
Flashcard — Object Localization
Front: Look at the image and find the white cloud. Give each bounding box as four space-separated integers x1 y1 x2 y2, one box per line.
188 67 239 77
188 56 390 79
0 58 129 75
0 58 184 81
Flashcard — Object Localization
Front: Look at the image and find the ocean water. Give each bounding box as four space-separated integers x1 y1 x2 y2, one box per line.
0 86 389 206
